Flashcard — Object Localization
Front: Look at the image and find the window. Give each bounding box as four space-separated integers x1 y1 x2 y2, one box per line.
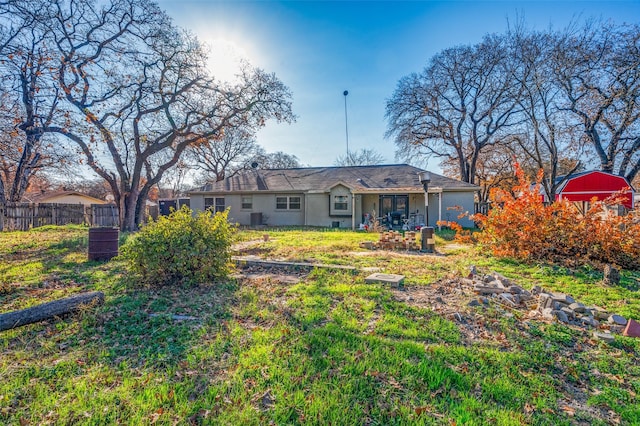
276 197 288 210
276 195 301 210
241 195 253 210
289 196 301 210
204 197 225 213
334 195 348 210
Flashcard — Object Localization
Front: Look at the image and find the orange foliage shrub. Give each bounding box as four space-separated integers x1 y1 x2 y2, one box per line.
471 164 640 270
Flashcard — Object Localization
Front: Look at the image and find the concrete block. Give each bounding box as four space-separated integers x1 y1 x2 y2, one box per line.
608 314 627 326
365 273 405 287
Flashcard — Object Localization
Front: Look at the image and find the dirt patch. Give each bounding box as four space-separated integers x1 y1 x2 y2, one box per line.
391 278 496 345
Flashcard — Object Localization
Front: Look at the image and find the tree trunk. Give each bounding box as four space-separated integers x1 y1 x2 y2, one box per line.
121 193 139 232
0 292 104 332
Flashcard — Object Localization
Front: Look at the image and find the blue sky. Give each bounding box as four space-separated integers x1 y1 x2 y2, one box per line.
157 0 640 171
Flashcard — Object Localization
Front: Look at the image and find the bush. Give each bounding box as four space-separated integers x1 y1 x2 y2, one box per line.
470 164 640 270
119 206 236 286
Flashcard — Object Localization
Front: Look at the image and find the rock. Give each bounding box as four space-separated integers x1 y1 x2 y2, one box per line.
609 325 625 334
467 299 481 307
593 331 615 343
489 279 505 289
608 314 627 326
434 296 445 304
519 290 534 301
480 297 490 305
474 284 505 294
623 318 640 338
603 264 620 286
560 307 575 320
541 308 555 320
580 316 599 328
551 292 575 304
592 309 610 321
508 285 523 294
553 310 570 323
499 293 516 306
569 302 587 313
491 272 512 286
531 285 542 295
469 265 477 276
460 278 475 286
538 294 553 309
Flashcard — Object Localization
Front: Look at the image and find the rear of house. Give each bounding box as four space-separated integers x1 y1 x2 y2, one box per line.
188 164 479 229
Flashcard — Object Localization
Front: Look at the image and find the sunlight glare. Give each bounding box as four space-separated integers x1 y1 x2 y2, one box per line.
207 38 250 83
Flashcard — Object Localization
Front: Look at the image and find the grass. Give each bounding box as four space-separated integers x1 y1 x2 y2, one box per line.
1 225 639 425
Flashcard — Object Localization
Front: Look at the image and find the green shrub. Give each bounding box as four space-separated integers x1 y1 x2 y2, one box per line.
119 206 236 286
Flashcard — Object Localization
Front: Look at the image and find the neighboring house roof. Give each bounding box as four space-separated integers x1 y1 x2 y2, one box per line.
554 170 634 209
555 170 634 194
190 164 479 194
26 191 107 204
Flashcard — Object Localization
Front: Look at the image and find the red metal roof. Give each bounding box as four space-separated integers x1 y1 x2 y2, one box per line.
555 171 634 209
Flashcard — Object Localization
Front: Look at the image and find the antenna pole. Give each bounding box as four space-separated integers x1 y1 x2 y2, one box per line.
343 90 349 157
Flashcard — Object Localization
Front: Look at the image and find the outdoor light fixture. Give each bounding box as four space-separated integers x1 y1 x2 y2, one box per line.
417 171 434 253
417 171 431 224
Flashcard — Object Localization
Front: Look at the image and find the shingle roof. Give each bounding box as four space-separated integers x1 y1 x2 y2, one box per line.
190 164 479 194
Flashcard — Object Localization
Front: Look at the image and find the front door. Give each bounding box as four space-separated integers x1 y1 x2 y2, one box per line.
379 195 409 226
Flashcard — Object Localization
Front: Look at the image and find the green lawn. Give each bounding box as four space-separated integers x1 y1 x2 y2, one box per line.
1 225 639 425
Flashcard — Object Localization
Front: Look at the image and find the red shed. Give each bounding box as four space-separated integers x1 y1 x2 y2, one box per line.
555 171 634 209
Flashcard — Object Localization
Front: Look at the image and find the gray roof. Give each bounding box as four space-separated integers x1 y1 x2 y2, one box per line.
191 164 479 194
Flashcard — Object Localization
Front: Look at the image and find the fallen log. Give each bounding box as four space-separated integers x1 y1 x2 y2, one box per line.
0 291 104 332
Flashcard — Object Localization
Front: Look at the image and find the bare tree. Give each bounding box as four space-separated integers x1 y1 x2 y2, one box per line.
43 0 294 231
187 129 262 182
249 148 302 169
0 0 69 208
334 148 385 166
552 22 640 182
509 29 585 200
386 34 522 185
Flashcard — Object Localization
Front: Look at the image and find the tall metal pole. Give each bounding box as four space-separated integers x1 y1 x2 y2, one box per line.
343 90 349 157
418 171 434 253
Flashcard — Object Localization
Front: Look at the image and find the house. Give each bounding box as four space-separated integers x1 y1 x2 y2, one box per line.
188 164 479 229
547 171 634 211
25 191 108 206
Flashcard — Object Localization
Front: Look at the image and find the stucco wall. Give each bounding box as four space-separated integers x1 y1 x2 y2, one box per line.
190 193 306 226
190 190 476 228
438 192 475 227
328 185 352 216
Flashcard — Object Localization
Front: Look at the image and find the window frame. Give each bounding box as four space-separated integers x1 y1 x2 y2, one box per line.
275 195 302 211
241 195 253 210
334 195 348 211
204 196 225 213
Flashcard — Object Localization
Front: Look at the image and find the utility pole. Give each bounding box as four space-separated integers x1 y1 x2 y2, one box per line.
343 90 349 159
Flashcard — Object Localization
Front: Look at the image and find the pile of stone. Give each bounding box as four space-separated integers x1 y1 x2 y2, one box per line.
359 231 419 251
467 270 639 340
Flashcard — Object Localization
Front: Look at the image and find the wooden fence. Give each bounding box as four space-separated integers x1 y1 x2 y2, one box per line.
0 203 120 231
